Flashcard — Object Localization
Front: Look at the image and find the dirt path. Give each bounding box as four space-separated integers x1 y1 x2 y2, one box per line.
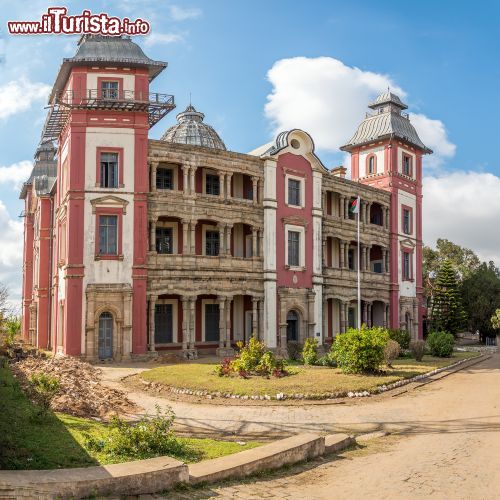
101 354 500 498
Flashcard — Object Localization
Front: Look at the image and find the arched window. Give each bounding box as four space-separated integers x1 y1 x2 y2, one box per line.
367 155 376 175
287 310 299 342
98 312 113 359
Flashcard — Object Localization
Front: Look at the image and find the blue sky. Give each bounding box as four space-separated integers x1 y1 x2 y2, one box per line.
0 0 499 304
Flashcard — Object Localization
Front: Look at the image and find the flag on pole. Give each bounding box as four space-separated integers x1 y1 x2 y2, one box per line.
349 196 360 214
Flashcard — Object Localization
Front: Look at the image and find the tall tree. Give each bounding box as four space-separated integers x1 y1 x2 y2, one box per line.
461 263 500 341
430 259 466 335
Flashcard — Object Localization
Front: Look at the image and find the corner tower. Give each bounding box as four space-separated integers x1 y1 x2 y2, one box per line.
341 92 432 338
37 35 174 359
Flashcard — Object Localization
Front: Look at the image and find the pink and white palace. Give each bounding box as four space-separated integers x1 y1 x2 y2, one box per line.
20 35 431 360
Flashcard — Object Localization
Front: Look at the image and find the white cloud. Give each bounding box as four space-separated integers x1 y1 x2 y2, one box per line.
423 171 500 265
265 56 455 168
143 32 184 47
409 113 456 169
169 5 202 21
0 160 32 191
0 78 50 120
0 199 24 307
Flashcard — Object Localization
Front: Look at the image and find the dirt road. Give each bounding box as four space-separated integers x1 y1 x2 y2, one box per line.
101 354 500 498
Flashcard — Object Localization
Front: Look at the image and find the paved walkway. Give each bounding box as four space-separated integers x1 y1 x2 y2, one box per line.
150 353 499 499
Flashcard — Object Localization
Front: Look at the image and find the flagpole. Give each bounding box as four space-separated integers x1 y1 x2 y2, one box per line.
357 197 361 330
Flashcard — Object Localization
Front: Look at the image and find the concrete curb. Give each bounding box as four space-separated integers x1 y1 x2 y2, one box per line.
0 432 361 498
189 433 324 485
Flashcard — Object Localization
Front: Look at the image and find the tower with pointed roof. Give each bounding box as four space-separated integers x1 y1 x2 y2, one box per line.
341 91 432 338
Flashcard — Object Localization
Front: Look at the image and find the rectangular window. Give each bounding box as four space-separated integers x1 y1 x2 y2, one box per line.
403 209 411 234
403 251 411 280
101 81 119 100
156 227 173 254
288 178 301 206
205 230 220 256
288 230 300 267
403 155 412 176
156 168 173 190
206 173 220 196
99 215 117 255
100 152 118 188
373 262 383 274
205 303 220 341
155 304 173 343
348 248 354 270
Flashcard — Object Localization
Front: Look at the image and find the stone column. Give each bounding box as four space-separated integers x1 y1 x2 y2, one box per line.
322 236 327 267
367 302 372 327
340 301 347 333
339 240 345 268
257 299 264 341
148 295 157 351
150 161 158 192
383 304 389 328
340 195 345 219
189 166 197 195
150 219 156 252
189 297 197 349
344 197 349 219
365 246 372 271
226 173 232 200
190 220 196 255
366 202 372 224
381 247 388 273
322 192 327 215
323 296 329 341
218 296 226 349
182 220 189 255
252 227 258 258
218 224 226 256
219 172 225 200
360 244 366 271
182 165 190 195
413 300 419 339
345 243 350 270
226 224 232 257
252 297 259 338
384 207 389 229
225 297 232 348
252 176 258 204
181 297 189 350
362 301 368 326
258 179 264 205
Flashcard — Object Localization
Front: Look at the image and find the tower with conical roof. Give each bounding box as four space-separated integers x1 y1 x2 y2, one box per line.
341 91 432 338
21 35 175 358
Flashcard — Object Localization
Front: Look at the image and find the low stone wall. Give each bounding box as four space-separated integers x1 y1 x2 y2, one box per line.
0 433 356 498
0 456 188 499
189 433 325 485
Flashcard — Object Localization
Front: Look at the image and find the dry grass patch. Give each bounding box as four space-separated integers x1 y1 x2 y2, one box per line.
139 352 478 398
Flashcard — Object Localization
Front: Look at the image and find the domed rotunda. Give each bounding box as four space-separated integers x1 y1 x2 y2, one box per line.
161 104 226 150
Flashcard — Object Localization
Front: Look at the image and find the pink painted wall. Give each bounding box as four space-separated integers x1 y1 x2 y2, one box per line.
275 152 314 289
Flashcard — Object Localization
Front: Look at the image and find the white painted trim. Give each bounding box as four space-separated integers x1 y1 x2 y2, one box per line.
264 281 277 348
285 173 305 208
201 298 219 342
155 298 178 344
156 220 179 254
285 224 305 269
313 284 322 341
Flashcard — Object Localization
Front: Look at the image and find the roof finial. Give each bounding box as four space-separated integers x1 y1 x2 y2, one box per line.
387 85 390 93
189 92 192 107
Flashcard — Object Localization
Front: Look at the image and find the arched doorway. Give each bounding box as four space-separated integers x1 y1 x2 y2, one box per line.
98 312 113 359
287 310 299 342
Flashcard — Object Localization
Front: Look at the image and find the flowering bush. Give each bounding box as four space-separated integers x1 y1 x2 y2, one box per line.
301 338 319 365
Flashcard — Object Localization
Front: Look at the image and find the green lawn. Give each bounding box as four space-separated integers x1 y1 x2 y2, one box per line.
139 352 478 398
0 364 261 470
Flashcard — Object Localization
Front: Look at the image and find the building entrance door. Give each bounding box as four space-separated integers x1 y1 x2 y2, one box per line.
98 312 113 359
155 304 173 343
286 310 299 341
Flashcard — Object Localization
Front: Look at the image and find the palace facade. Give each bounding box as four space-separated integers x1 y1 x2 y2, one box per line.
20 35 431 360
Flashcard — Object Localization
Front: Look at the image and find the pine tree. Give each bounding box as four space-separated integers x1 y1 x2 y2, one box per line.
430 259 467 335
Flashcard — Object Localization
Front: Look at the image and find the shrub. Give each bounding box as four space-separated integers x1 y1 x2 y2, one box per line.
287 341 302 361
383 339 400 368
214 358 232 377
85 405 198 461
301 338 319 365
427 331 454 357
233 337 266 372
388 329 411 350
409 340 426 361
317 352 337 367
332 326 389 374
29 372 60 415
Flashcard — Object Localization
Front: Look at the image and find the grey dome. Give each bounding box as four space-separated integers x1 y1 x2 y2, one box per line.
161 104 226 150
